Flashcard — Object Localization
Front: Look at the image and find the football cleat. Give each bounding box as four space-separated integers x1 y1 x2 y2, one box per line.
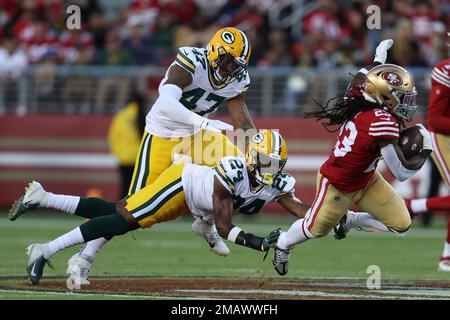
438 258 450 272
9 181 46 221
272 246 291 276
67 253 91 286
26 243 52 285
192 218 230 256
333 214 349 240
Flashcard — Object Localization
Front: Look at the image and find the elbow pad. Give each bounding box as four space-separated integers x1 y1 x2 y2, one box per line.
380 144 417 182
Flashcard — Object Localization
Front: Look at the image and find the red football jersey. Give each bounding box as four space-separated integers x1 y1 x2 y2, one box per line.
427 58 450 135
320 108 400 192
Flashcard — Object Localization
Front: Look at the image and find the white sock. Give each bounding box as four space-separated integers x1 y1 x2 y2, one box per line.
44 227 84 259
277 219 313 250
79 238 108 262
44 193 80 214
409 199 428 213
443 242 450 259
346 212 390 232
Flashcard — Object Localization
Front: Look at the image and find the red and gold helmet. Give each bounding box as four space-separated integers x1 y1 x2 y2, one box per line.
364 64 417 120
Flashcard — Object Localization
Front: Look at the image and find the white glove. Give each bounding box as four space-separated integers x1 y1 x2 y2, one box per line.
374 39 393 64
201 119 234 132
416 123 433 152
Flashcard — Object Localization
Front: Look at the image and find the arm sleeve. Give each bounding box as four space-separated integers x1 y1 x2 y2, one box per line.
153 84 208 128
381 144 418 182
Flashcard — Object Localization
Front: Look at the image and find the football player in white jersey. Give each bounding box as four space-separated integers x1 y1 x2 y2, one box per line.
11 130 312 285
10 27 257 283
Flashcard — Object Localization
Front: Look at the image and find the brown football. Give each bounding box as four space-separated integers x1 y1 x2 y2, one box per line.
398 126 423 159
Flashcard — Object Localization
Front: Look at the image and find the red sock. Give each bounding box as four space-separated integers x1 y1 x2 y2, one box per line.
426 195 450 212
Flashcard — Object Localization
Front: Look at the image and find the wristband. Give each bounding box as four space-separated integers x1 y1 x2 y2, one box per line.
227 226 242 243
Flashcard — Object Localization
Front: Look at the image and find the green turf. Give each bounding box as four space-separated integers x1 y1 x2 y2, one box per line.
0 211 449 299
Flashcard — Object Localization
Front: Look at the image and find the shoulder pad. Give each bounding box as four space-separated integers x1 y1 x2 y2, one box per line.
214 156 246 192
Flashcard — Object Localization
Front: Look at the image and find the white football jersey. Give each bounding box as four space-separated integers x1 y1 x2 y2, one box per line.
146 46 251 138
182 156 296 223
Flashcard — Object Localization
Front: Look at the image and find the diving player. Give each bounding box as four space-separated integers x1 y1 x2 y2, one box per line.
11 130 311 285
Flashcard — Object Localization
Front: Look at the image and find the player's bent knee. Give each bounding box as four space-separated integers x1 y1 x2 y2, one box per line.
309 224 332 238
117 201 140 231
389 216 411 234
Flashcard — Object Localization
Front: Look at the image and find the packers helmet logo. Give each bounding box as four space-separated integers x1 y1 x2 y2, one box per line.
221 31 235 44
382 72 403 86
252 133 264 143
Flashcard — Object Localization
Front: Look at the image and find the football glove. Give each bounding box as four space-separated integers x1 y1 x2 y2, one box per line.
374 39 393 64
201 119 234 132
261 228 282 251
416 123 433 152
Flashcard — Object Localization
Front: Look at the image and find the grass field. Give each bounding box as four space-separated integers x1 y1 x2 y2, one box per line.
0 211 449 300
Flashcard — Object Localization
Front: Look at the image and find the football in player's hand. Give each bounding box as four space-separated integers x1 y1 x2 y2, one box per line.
398 126 423 159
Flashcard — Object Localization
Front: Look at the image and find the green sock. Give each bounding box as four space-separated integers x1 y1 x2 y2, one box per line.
74 197 117 219
79 214 131 242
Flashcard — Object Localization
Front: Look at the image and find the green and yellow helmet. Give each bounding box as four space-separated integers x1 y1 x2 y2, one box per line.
246 129 288 186
206 27 251 87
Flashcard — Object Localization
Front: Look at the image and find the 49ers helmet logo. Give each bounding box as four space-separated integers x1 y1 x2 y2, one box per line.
382 72 403 86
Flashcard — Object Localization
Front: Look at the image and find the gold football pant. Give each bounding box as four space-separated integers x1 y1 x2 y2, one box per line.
430 132 450 187
126 163 189 229
304 171 411 238
128 130 242 196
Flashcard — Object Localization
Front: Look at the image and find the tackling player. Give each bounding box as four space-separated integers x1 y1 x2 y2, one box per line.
10 27 257 282
11 130 311 285
271 40 433 276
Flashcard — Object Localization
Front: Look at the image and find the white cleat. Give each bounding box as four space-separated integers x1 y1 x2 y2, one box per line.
192 218 230 256
9 181 46 221
67 253 91 286
26 243 52 285
438 258 450 272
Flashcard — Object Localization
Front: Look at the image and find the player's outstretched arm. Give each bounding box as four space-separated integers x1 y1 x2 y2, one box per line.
227 94 256 131
277 191 309 219
378 138 431 181
212 177 279 251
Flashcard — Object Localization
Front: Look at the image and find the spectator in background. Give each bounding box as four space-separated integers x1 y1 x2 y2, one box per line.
108 91 147 198
151 12 176 65
257 29 292 67
173 6 216 48
122 16 154 65
391 18 427 67
0 36 29 115
95 29 132 112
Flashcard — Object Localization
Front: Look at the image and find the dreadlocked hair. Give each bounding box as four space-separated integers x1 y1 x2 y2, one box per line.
305 84 379 132
306 71 373 132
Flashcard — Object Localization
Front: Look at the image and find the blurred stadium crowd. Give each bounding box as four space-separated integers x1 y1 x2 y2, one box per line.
0 0 448 115
1 0 448 68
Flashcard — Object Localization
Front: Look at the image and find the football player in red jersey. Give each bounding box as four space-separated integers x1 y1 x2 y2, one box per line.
403 57 450 272
271 39 433 276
